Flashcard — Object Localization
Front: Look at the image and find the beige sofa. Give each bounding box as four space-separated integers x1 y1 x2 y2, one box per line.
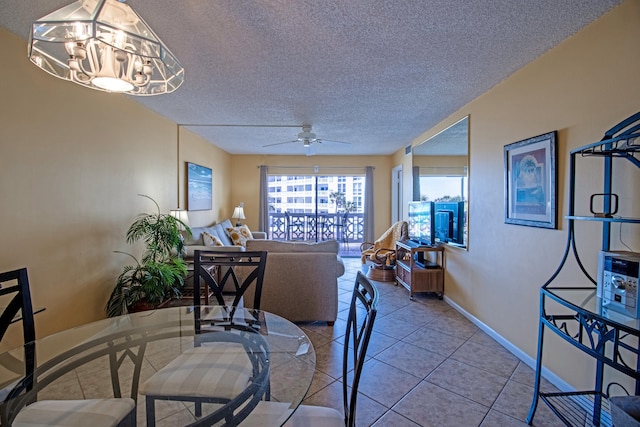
244 239 345 325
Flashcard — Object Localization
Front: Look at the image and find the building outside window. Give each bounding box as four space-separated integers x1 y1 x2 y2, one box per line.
268 175 365 214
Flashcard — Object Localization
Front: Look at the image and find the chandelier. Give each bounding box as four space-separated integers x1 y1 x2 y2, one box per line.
28 0 184 95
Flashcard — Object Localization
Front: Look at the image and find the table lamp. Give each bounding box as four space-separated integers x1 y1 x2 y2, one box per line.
232 203 246 226
169 209 190 231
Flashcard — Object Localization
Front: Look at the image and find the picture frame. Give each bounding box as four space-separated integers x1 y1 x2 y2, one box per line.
186 162 212 211
504 131 557 229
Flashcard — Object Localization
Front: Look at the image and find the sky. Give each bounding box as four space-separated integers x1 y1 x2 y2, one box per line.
420 176 468 201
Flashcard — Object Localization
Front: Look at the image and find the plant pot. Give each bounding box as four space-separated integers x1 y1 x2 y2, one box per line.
128 298 172 313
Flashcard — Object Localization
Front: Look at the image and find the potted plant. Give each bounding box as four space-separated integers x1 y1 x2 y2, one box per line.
105 195 191 317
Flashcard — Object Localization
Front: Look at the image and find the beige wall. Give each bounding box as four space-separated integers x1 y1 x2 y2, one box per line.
405 0 639 390
178 127 232 227
0 28 231 347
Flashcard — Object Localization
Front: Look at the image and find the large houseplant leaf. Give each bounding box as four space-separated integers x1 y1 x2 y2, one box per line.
105 195 191 317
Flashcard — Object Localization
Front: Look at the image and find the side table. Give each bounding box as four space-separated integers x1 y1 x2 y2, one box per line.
395 240 445 300
179 264 217 305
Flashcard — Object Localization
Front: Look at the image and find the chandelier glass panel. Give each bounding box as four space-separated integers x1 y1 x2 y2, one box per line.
28 0 184 95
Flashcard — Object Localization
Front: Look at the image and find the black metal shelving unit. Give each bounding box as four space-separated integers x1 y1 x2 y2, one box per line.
526 112 640 427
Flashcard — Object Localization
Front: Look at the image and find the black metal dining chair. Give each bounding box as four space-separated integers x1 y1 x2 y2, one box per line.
193 250 268 331
246 270 379 427
145 326 270 427
0 268 36 396
140 250 269 426
0 269 36 344
0 268 136 427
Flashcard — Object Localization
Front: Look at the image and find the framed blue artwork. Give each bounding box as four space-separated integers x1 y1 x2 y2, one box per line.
186 162 212 211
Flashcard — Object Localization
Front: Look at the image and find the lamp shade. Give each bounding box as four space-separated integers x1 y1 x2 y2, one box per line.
232 206 246 221
28 0 184 95
169 209 190 231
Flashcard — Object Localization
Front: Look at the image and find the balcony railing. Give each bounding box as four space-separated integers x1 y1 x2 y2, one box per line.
267 213 364 252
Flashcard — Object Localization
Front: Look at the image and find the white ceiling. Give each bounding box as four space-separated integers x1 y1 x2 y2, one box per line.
0 0 622 156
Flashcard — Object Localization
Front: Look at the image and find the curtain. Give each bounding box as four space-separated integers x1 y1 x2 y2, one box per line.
258 165 269 233
364 166 374 242
412 166 420 201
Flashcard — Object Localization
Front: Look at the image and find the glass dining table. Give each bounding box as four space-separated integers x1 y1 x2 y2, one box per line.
0 306 316 426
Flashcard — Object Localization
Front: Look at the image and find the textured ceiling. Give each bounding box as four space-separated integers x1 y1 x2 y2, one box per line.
0 0 622 156
415 116 468 156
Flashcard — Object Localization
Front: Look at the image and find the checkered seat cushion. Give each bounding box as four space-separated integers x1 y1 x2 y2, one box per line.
13 398 135 427
140 345 252 399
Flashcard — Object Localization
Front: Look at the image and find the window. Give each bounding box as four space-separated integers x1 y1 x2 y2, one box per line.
267 174 365 215
419 176 467 202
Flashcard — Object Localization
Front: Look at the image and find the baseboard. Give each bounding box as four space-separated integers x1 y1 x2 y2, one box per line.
443 295 574 393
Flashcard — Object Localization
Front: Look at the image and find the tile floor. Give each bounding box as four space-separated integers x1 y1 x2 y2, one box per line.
298 257 566 426
33 256 568 426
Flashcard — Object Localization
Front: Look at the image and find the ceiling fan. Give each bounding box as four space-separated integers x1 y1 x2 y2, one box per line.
263 125 351 156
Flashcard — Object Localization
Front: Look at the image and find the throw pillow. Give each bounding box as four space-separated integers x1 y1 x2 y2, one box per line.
226 225 253 247
202 231 224 247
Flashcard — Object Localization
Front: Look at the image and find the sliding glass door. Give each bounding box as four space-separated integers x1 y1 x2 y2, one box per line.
265 174 365 256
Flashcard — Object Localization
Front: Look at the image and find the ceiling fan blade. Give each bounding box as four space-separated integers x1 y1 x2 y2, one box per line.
317 138 351 145
262 139 298 147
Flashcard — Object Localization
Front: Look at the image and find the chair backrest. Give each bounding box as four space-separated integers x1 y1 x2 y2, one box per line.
0 268 35 346
193 250 268 311
342 271 378 427
0 268 36 416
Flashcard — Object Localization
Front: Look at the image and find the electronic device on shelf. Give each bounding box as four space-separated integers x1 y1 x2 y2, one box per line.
413 254 439 269
598 251 640 318
408 201 435 246
590 193 618 218
597 250 638 297
434 201 465 244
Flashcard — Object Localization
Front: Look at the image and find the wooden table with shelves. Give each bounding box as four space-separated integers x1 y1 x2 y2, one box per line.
395 240 445 300
178 264 217 305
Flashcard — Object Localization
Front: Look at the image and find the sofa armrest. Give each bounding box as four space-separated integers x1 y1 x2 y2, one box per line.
251 231 267 239
336 255 345 277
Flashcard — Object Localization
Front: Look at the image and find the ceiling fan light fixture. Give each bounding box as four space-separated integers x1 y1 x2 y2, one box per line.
298 125 317 142
28 0 184 95
261 124 350 156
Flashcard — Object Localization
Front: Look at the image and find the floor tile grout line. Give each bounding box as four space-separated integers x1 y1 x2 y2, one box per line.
334 258 537 426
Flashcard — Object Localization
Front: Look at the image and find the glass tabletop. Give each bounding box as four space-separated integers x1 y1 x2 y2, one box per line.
0 306 316 426
543 287 640 331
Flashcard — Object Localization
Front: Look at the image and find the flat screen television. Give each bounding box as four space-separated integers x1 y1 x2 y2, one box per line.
407 201 435 246
434 201 465 245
